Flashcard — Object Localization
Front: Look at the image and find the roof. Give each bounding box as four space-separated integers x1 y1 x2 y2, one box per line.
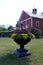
25 11 43 19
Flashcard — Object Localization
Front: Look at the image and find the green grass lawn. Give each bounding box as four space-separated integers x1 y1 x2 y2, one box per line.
0 38 43 65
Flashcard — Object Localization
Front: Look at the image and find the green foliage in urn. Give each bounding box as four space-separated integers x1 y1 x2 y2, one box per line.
11 33 31 40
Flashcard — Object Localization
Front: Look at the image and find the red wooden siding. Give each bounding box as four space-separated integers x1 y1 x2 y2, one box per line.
33 18 43 35
19 11 30 21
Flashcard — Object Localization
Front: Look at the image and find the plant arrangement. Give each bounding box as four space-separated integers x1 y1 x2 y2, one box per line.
11 33 31 57
11 33 31 39
11 33 31 44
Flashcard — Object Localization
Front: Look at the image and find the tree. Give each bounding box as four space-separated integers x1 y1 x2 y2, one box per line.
7 25 14 31
0 25 7 31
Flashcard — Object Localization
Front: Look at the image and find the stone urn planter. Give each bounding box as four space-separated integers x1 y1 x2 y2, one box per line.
11 33 31 57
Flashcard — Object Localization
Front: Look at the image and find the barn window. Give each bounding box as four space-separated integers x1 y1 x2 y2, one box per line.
36 21 40 27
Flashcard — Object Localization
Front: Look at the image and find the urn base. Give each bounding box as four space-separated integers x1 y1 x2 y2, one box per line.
13 48 31 57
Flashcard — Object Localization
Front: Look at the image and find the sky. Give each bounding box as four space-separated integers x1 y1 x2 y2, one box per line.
0 0 43 27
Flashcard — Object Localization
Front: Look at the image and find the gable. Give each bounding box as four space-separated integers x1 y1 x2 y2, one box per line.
18 10 30 22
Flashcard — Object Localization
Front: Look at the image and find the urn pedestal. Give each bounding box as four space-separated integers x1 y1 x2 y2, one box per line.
13 38 31 57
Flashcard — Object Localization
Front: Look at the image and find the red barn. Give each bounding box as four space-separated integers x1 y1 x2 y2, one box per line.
17 8 43 36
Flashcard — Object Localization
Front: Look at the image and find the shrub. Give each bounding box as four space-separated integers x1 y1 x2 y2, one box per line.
30 27 41 38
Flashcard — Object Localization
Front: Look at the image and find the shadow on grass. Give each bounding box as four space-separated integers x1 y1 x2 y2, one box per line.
0 53 31 65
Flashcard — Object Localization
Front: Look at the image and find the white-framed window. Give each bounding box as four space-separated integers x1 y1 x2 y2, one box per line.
36 21 40 27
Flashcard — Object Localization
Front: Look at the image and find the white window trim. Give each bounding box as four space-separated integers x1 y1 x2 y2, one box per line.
36 21 40 27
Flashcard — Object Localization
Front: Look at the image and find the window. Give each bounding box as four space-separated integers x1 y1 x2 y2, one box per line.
36 21 40 27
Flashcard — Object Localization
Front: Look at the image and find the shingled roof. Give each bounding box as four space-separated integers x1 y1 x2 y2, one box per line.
24 11 43 19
